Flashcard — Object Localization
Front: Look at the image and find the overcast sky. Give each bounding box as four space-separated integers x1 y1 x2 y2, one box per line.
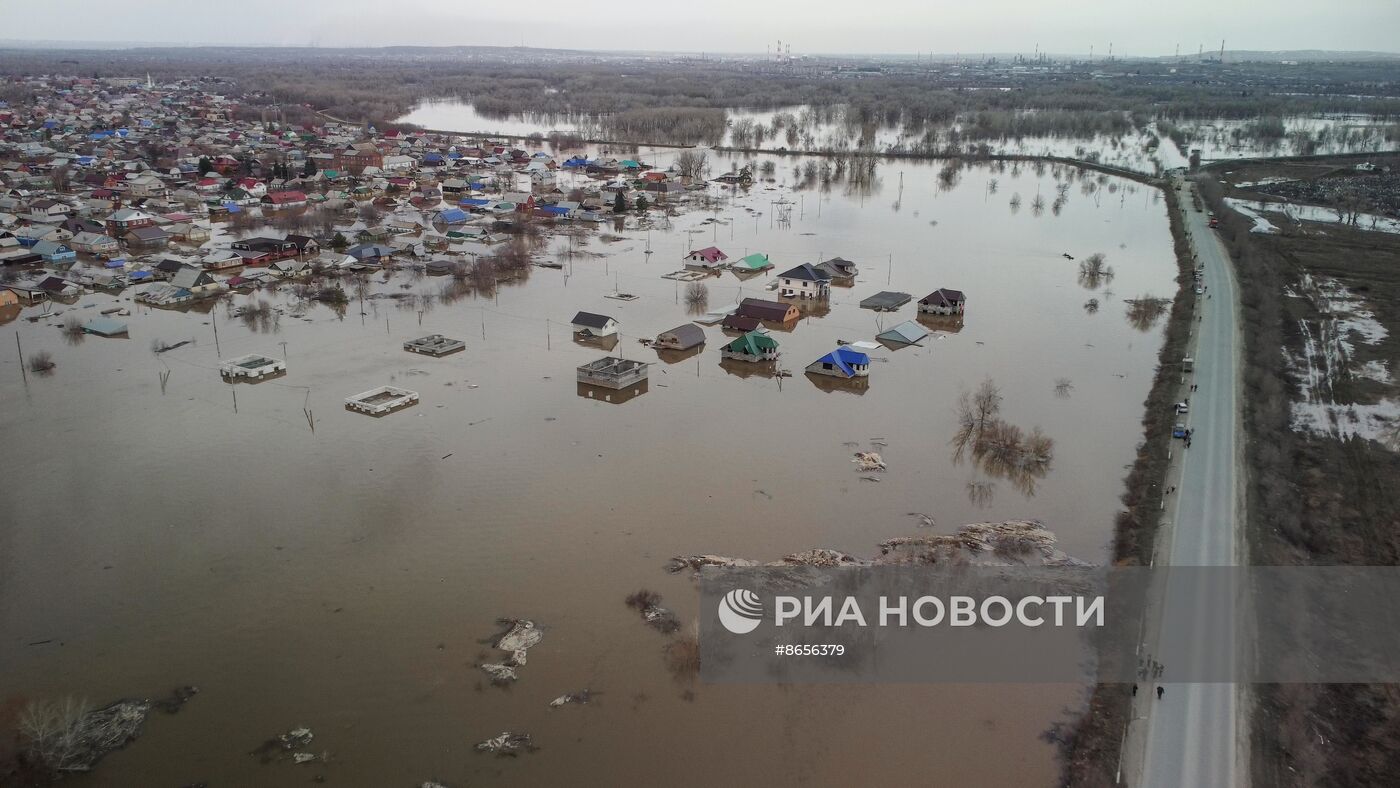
3 0 1398 56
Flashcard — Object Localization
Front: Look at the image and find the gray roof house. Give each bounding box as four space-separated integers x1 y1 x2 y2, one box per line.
654 323 706 351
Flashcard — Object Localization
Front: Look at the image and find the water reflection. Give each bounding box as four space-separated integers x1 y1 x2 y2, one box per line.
655 346 703 365
234 299 281 334
718 358 781 380
916 314 965 335
577 380 648 404
573 333 619 352
949 379 1054 497
967 479 997 508
1124 296 1170 332
805 372 870 395
1077 254 1116 290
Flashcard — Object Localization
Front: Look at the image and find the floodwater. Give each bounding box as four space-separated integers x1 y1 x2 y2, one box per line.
396 100 1398 174
0 154 1178 786
396 100 590 137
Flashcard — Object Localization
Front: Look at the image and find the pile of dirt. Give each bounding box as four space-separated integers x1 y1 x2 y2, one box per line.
667 520 1079 576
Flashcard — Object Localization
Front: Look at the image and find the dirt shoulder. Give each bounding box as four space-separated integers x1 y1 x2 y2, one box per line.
1198 160 1400 787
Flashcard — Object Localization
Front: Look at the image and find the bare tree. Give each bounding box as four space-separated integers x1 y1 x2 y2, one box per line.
952 378 1003 459
675 150 709 181
1125 295 1170 332
28 351 55 373
684 281 709 311
50 165 71 192
1078 253 1115 290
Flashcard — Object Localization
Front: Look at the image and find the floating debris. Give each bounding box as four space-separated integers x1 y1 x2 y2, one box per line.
907 512 936 528
475 731 537 756
252 726 314 765
625 590 680 634
479 619 542 684
852 452 886 472
548 690 594 708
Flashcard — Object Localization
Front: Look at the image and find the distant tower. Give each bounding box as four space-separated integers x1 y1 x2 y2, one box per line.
146 72 153 89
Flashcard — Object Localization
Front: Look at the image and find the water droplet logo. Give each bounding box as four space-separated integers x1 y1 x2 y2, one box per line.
717 589 764 635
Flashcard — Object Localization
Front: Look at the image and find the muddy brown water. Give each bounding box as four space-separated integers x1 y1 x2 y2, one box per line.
0 157 1176 786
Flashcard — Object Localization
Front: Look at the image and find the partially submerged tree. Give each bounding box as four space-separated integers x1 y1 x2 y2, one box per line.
675 149 710 181
28 351 55 373
684 281 709 311
1078 253 1115 290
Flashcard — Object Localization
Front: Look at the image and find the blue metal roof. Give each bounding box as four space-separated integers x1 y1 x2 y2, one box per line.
813 347 869 377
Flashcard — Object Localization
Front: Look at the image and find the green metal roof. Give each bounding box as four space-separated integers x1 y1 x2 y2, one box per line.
734 253 771 270
725 330 778 355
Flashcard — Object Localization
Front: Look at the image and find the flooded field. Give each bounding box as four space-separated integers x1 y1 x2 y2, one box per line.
0 155 1178 786
397 100 1399 174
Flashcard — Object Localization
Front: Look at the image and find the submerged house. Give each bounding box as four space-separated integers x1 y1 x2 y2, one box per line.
730 252 773 274
654 323 706 351
69 231 119 255
738 297 799 324
170 265 220 294
81 317 128 337
576 356 649 389
572 311 618 337
721 314 762 333
31 240 76 263
683 246 728 270
859 291 912 312
721 330 779 362
776 263 831 300
816 256 858 283
807 347 870 378
876 320 930 346
919 288 966 316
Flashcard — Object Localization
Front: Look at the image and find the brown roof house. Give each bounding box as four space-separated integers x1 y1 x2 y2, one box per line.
738 297 799 324
918 288 966 316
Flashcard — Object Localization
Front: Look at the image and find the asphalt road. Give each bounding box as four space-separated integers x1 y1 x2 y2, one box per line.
1139 183 1244 787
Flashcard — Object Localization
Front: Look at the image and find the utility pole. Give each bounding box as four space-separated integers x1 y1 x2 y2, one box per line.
211 309 221 357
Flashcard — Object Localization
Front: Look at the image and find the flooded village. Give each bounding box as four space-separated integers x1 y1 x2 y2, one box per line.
0 46 1397 787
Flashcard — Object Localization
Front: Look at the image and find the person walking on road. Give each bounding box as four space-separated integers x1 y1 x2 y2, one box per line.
1157 686 1165 699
